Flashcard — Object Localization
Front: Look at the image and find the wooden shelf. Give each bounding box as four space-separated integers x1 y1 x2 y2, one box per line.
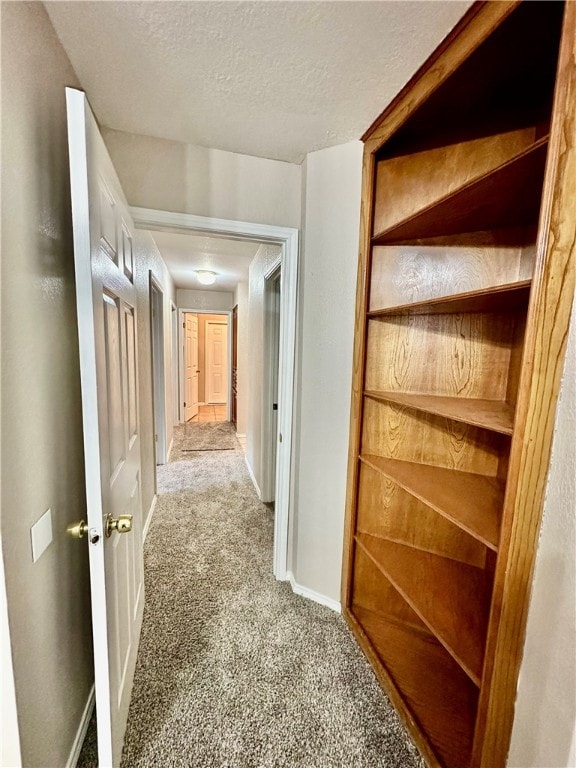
372 137 548 244
355 533 490 685
360 454 503 550
351 605 478 768
367 279 531 317
364 390 515 435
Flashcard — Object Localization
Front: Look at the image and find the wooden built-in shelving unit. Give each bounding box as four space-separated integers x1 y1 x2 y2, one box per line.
359 454 503 549
342 2 576 767
366 280 531 317
364 391 515 435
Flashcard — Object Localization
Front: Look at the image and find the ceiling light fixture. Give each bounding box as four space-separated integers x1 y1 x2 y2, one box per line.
196 270 217 286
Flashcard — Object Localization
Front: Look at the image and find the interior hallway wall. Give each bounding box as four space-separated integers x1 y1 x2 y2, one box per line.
233 282 249 436
102 127 301 230
177 289 233 313
134 232 176 529
508 304 576 768
0 4 93 766
290 141 363 602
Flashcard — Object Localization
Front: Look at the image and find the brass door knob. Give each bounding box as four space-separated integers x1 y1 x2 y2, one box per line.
105 513 133 538
67 520 89 538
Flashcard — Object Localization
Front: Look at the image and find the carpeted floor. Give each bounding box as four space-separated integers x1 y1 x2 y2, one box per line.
174 421 238 455
79 423 423 768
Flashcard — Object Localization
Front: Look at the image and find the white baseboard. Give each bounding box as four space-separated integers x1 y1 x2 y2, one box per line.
235 432 246 439
166 437 174 462
287 572 341 613
142 494 157 542
66 684 95 768
244 456 261 498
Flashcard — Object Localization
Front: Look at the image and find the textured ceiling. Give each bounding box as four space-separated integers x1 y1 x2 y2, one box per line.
150 231 260 291
44 1 473 163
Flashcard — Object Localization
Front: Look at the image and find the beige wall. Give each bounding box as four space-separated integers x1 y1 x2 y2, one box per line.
290 141 363 601
246 245 283 493
177 289 233 312
102 128 302 229
508 304 576 768
133 232 176 525
0 4 94 766
233 283 249 436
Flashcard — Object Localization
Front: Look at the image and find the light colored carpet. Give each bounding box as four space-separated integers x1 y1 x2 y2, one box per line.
80 423 424 768
174 421 237 456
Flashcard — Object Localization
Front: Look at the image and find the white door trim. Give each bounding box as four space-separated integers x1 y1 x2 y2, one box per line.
260 262 281 503
130 208 298 581
170 300 179 426
149 273 167 465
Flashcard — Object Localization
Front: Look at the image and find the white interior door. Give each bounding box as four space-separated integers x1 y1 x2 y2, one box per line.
67 87 145 768
184 313 199 420
206 321 228 403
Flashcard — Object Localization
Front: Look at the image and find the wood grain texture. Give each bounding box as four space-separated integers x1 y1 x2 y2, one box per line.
373 128 537 236
365 315 518 402
356 533 490 685
368 281 531 318
343 5 571 767
369 234 534 312
344 606 444 768
353 605 479 768
365 390 515 435
361 398 504 478
360 454 503 551
356 460 487 567
372 138 548 243
351 545 433 635
472 5 576 765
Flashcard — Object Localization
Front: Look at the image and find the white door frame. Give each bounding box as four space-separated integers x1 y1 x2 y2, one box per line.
130 208 298 581
260 265 281 503
179 308 233 423
170 300 179 427
149 273 167 465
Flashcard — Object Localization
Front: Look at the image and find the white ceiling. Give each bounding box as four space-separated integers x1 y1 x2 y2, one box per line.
44 1 473 164
150 230 260 291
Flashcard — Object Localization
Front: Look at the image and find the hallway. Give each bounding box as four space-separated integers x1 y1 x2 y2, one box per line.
80 423 421 767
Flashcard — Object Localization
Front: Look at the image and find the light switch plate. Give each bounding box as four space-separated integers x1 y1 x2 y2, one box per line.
31 508 53 563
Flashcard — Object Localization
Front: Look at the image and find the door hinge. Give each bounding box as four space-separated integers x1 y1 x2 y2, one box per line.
183 322 185 328
183 402 186 407
272 403 278 411
155 433 158 442
279 433 283 443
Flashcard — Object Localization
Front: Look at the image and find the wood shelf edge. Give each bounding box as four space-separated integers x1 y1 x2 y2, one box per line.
371 137 549 244
355 533 486 685
343 605 443 768
367 279 532 318
363 390 515 435
359 454 502 551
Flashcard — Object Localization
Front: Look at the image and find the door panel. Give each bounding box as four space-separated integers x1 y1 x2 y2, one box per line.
67 87 144 767
206 321 228 404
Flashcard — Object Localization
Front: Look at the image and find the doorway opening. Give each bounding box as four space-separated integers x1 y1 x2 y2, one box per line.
181 310 231 423
132 208 298 580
